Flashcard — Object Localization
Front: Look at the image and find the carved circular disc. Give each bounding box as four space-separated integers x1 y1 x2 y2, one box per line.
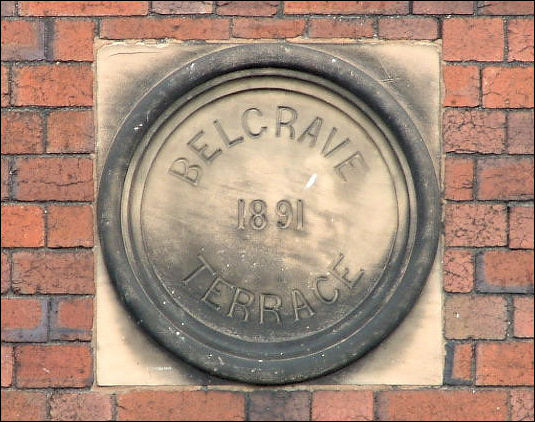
98 44 440 384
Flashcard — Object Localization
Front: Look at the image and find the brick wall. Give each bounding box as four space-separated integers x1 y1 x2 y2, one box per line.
1 1 533 420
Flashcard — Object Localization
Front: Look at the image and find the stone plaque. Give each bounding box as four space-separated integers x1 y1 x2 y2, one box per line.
97 44 440 384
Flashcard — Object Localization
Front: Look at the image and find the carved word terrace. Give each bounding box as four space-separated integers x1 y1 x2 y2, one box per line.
168 105 369 186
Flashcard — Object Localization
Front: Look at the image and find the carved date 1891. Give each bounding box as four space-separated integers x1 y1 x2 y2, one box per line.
237 199 304 231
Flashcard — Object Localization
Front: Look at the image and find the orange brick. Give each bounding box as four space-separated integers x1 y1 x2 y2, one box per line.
12 250 94 294
48 204 94 248
476 341 534 386
483 67 534 108
1 1 15 16
378 17 438 40
445 295 507 339
1 205 44 247
477 250 534 293
445 156 473 200
16 344 92 388
249 391 310 420
1 250 10 293
13 64 93 106
0 19 45 61
20 1 149 16
1 111 44 154
1 157 10 200
233 17 306 38
284 1 409 14
53 19 95 61
50 393 114 422
514 296 534 338
117 391 245 421
0 391 47 422
312 391 373 421
510 206 534 249
443 18 503 61
450 342 473 382
508 19 534 62
309 18 374 38
445 203 507 247
1 345 13 387
443 65 480 107
444 249 474 293
443 109 506 154
508 111 534 154
1 65 9 106
477 157 534 200
217 1 278 16
15 157 93 201
152 1 213 14
47 110 94 153
1 298 47 342
413 1 474 14
480 1 535 15
511 389 535 421
101 17 230 39
51 297 93 340
377 390 508 421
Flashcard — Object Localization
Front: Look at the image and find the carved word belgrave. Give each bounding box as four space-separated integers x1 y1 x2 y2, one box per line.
168 105 369 186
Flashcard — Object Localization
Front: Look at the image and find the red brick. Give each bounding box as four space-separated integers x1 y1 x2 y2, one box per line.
477 157 534 200
483 67 534 108
233 18 305 38
152 1 213 14
476 341 534 385
50 393 113 421
249 391 309 421
101 16 230 39
445 203 507 247
1 111 44 154
443 109 506 154
217 1 278 16
413 1 474 14
511 389 535 421
444 249 474 293
312 391 373 421
378 17 438 40
443 18 503 61
510 206 534 249
444 156 473 200
450 342 473 382
443 65 480 107
1 1 15 16
48 204 94 247
508 111 534 154
515 296 534 338
1 205 44 247
1 65 9 106
478 250 534 293
15 157 93 201
480 1 535 15
1 250 10 293
13 64 93 106
51 297 93 341
1 156 10 200
1 297 47 342
508 19 534 61
1 345 13 387
0 391 47 422
0 19 45 61
309 18 374 38
20 1 149 16
16 344 93 387
445 294 507 339
376 390 508 421
53 19 95 61
117 391 245 421
284 1 409 14
47 110 94 153
12 250 94 294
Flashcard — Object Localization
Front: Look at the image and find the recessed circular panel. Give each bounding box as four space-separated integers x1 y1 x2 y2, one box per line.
98 44 439 384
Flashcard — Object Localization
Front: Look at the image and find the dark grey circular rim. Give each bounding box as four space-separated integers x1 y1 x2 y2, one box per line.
97 44 440 384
